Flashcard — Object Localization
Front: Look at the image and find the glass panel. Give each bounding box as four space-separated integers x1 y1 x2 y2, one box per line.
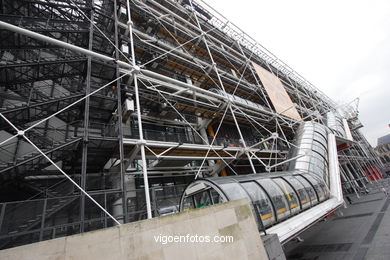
304 175 326 202
182 196 195 211
193 190 212 208
241 181 276 227
283 176 311 209
256 179 290 221
295 175 319 205
210 189 224 204
317 178 330 200
272 178 300 215
218 182 250 201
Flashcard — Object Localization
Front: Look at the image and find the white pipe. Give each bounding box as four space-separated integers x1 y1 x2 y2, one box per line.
22 135 121 225
155 156 235 160
343 118 353 141
328 133 343 202
140 63 277 118
126 0 153 219
0 21 133 70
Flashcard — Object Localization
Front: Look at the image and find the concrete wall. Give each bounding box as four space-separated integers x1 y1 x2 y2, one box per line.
0 199 269 260
262 234 286 260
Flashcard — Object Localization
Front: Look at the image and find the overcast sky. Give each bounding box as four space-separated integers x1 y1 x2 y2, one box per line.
204 0 390 146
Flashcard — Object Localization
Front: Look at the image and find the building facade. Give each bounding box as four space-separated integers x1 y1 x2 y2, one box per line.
375 134 390 176
0 0 384 249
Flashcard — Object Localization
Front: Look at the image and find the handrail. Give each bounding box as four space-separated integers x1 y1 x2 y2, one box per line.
25 178 70 201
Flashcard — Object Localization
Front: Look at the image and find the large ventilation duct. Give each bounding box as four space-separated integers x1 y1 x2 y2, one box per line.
326 110 354 142
326 111 347 138
288 122 329 182
179 121 343 243
209 88 271 114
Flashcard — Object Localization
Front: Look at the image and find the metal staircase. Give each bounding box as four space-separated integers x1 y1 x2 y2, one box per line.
0 178 79 249
0 136 82 177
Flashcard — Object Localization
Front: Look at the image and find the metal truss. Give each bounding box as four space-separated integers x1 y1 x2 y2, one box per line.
0 0 384 250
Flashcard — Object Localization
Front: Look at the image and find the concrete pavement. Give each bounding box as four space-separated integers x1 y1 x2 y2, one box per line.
284 178 390 260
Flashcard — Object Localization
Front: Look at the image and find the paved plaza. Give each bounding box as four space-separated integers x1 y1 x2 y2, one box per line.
284 178 390 260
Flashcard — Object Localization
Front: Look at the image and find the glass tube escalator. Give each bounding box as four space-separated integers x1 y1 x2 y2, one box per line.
179 173 330 229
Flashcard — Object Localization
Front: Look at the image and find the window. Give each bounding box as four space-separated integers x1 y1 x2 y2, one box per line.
193 191 212 208
241 181 275 227
256 179 291 221
295 175 319 205
283 176 311 209
272 178 300 215
304 175 328 202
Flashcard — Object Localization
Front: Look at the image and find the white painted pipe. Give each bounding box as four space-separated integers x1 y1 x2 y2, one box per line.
0 21 133 70
126 0 153 219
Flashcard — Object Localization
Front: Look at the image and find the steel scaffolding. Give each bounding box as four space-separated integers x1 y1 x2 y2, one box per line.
0 0 384 249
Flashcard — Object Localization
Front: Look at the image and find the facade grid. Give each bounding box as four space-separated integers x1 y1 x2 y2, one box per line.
0 0 384 249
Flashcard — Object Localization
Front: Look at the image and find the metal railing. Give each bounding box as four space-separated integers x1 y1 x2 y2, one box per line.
0 184 187 249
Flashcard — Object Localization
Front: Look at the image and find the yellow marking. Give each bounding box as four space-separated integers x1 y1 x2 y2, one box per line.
207 123 228 177
261 213 273 220
207 124 215 137
301 199 307 204
280 181 292 201
277 208 286 214
290 203 298 209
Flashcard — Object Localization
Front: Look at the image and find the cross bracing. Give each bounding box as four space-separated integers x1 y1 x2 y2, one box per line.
0 0 384 249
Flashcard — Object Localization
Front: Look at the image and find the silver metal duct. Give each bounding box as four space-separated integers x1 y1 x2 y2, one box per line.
179 121 344 243
209 88 271 114
288 121 329 183
326 111 347 138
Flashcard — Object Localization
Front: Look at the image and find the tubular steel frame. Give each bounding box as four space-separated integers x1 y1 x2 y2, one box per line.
0 0 384 250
